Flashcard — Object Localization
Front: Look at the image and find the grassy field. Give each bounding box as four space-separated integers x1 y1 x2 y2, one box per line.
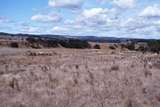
0 48 160 107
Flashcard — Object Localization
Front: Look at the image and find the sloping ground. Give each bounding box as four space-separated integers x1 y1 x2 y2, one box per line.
0 48 160 107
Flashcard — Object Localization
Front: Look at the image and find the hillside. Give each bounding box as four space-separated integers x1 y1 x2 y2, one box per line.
1 32 160 53
0 32 156 43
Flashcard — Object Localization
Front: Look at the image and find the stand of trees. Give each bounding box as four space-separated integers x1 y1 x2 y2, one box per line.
147 40 160 53
122 40 160 53
26 37 91 49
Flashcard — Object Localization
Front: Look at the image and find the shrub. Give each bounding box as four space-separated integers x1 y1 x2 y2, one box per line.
26 37 91 49
147 40 160 53
109 45 116 50
120 44 126 49
93 44 100 49
46 40 59 48
10 42 19 48
26 37 36 43
125 42 135 50
136 45 148 53
60 39 91 49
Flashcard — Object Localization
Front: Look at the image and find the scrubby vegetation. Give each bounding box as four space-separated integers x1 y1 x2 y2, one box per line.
147 40 160 53
26 37 91 49
93 44 100 49
122 42 136 51
1 32 160 53
121 40 160 54
109 45 116 50
10 42 19 48
22 37 160 53
60 39 91 49
26 37 59 48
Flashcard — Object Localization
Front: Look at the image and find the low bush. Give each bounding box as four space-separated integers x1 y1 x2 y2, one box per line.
125 42 135 50
93 44 100 49
109 45 116 50
147 40 160 53
10 42 19 48
26 37 91 49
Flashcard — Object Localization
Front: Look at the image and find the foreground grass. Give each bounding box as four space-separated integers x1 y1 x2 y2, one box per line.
0 48 160 107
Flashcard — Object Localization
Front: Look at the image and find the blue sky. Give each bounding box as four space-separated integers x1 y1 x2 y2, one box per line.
0 0 160 39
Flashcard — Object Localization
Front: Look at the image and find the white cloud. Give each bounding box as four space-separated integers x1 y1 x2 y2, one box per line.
76 8 118 27
31 14 61 22
51 26 68 32
139 5 160 18
113 0 136 8
21 26 40 33
100 0 136 8
0 16 9 23
122 17 149 31
49 0 83 9
118 15 160 38
27 27 39 33
81 8 108 18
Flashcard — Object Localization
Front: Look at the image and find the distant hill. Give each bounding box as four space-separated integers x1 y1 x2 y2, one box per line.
0 32 160 53
0 32 157 43
0 32 91 49
0 32 68 41
73 36 157 43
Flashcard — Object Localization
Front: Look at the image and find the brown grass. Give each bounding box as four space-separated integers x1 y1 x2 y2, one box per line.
0 48 159 107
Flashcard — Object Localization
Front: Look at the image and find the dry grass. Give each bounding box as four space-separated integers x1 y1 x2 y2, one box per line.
0 48 160 107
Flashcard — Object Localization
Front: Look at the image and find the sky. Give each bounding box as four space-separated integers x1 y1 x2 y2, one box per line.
0 0 160 39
